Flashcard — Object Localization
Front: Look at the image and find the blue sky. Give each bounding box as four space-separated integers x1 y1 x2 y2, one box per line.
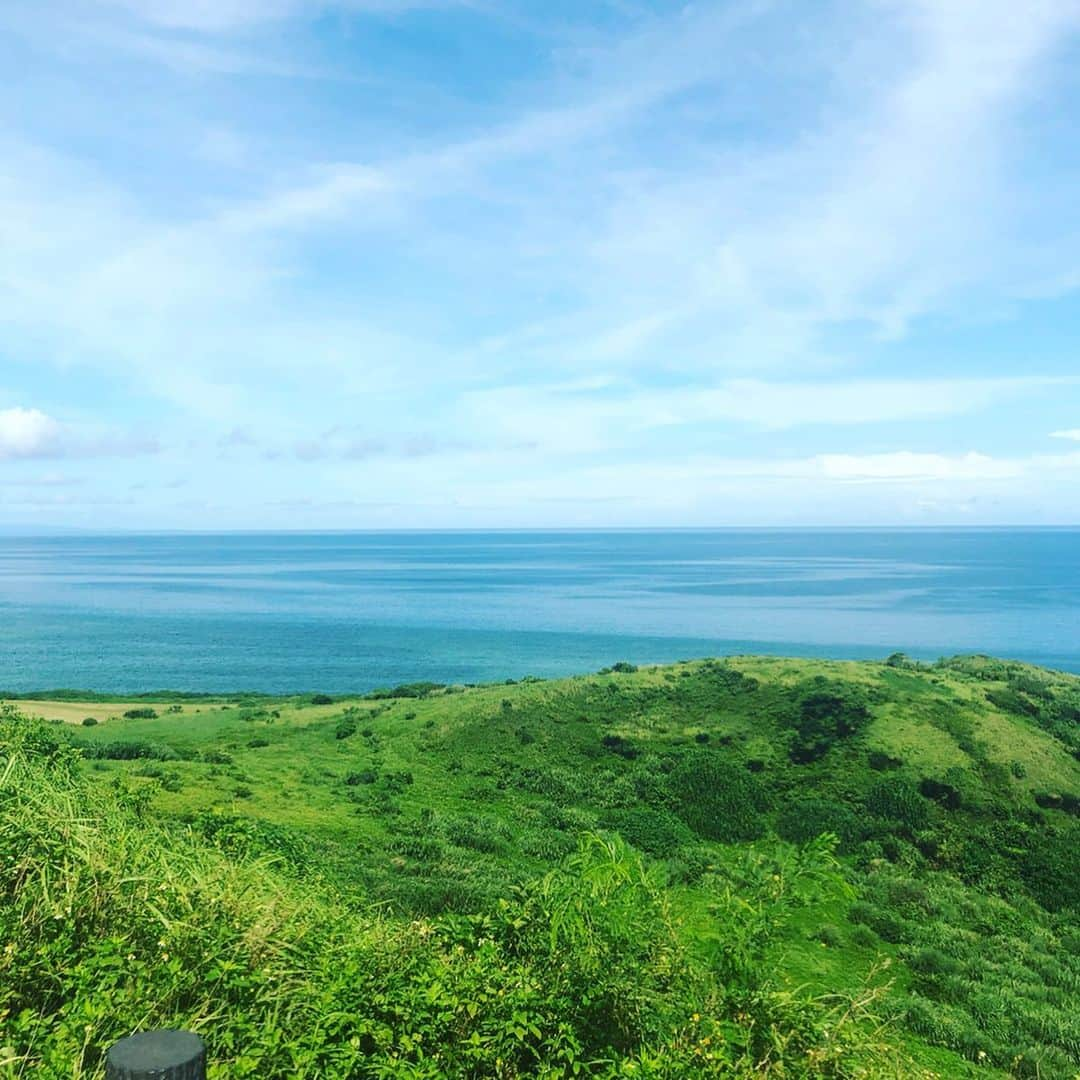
2 0 1080 528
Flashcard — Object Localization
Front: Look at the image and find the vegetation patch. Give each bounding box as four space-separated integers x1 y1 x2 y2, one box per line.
5 653 1079 1079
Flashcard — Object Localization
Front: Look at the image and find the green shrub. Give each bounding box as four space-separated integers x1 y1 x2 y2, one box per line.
865 776 929 830
81 716 98 727
848 923 879 949
518 829 576 861
514 766 582 804
986 687 1039 717
378 769 413 794
442 813 510 854
848 900 913 944
885 652 918 669
605 807 694 857
788 691 871 763
919 777 962 810
1020 830 1079 912
906 946 960 977
388 834 443 861
667 753 769 842
868 751 903 771
600 734 639 759
814 923 843 948
344 769 377 786
80 739 180 762
367 681 444 700
775 797 860 850
122 707 158 719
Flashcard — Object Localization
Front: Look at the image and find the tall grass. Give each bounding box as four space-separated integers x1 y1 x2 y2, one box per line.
1 705 916 1078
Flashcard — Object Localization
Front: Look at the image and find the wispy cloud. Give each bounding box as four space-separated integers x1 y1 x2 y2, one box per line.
1050 428 1080 441
98 0 461 32
455 376 1078 453
2 1 1079 525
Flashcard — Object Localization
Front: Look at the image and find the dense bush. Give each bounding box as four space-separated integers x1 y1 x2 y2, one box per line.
986 686 1039 717
863 861 1080 1077
441 813 511 854
788 690 871 763
667 753 769 842
335 715 358 740
388 834 444 862
344 769 377 786
513 765 582 803
367 682 445 700
1020 830 1080 912
868 751 902 771
864 776 929 831
775 797 861 850
919 777 962 810
79 739 183 762
604 807 694 857
601 733 639 759
122 707 158 719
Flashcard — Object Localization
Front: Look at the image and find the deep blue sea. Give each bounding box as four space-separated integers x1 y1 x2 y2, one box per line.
1 529 1077 692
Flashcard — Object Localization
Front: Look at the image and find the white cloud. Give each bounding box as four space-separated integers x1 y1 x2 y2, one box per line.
0 407 159 462
0 408 62 460
1050 428 1080 441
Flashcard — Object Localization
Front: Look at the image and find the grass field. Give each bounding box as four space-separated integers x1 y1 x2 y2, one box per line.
19 700 209 725
2 653 1078 1077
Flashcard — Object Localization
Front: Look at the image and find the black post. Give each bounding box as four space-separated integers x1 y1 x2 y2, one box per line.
105 1029 206 1080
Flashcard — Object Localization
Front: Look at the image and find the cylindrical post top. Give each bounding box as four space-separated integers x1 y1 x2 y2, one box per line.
105 1029 207 1080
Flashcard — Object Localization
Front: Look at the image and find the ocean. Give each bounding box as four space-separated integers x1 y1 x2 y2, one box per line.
1 529 1077 692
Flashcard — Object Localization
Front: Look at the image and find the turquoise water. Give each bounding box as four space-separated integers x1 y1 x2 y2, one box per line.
1 529 1077 692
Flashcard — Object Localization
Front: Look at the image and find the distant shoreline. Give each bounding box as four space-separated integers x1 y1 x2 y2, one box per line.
6 651 1080 706
5 524 1080 536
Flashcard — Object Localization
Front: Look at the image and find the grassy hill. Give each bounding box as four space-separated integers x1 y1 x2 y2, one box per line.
2 654 1078 1077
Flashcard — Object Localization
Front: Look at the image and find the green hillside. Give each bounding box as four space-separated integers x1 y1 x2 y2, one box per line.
2 654 1078 1077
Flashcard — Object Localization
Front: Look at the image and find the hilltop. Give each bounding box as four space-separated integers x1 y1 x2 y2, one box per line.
2 654 1078 1077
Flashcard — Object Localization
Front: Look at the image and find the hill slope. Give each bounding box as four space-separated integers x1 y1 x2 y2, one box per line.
3 654 1078 1077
